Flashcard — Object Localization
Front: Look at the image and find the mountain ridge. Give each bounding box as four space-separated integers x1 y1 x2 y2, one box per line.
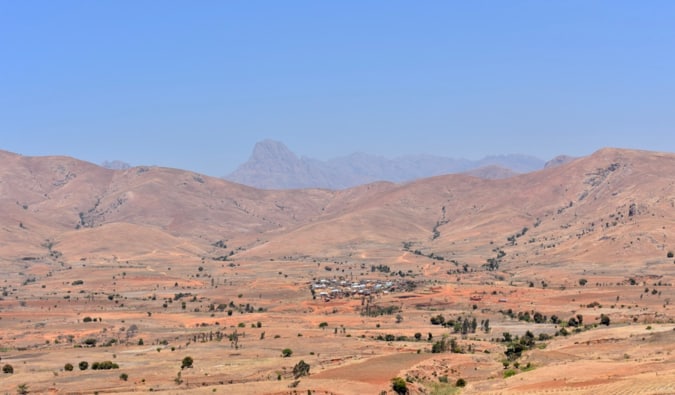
225 140 547 189
1 146 673 272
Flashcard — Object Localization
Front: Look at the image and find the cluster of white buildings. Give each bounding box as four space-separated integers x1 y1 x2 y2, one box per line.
310 278 397 301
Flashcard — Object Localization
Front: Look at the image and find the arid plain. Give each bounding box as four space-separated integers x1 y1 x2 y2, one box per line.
1 148 674 394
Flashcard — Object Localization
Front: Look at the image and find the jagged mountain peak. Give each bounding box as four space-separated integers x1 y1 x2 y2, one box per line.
226 140 547 189
250 140 300 164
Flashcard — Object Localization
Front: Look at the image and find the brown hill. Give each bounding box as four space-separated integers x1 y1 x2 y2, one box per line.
2 147 675 274
2 147 675 395
239 148 675 278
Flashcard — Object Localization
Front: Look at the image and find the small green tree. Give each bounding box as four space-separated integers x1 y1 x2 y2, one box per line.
392 377 408 395
17 383 29 395
79 361 89 371
64 363 74 371
282 348 293 358
181 356 194 369
120 373 129 381
2 364 14 374
579 278 587 286
455 378 467 387
483 318 491 333
600 314 611 326
431 336 449 353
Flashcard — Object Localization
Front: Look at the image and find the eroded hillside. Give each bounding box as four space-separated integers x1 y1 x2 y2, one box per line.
0 148 674 394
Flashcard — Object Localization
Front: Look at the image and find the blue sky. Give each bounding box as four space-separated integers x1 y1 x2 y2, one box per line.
1 1 674 176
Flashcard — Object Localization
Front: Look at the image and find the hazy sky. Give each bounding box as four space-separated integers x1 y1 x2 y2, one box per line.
2 2 674 176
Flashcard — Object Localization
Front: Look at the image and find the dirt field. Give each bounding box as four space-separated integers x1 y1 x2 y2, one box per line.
1 254 674 394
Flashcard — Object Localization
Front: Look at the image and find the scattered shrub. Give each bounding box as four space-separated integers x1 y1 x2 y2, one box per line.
181 356 194 369
392 376 408 395
91 361 119 370
292 360 310 378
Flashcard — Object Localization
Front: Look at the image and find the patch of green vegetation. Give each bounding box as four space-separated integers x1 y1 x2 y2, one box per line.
503 369 517 378
425 381 461 395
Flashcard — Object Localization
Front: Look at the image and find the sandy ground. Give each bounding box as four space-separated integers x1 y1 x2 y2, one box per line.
1 253 674 395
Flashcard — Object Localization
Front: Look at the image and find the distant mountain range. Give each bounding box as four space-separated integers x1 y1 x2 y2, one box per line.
101 160 131 170
225 140 553 189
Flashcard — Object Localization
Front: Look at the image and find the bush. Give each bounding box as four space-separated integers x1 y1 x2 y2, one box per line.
181 356 194 369
292 360 310 378
392 376 408 395
91 361 119 370
120 373 129 381
431 338 448 353
504 369 517 378
79 361 89 370
64 363 74 371
2 364 14 374
282 348 293 358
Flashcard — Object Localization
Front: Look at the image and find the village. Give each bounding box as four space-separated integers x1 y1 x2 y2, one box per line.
309 277 417 301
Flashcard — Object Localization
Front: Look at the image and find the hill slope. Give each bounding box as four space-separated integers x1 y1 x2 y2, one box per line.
1 147 675 395
2 147 674 276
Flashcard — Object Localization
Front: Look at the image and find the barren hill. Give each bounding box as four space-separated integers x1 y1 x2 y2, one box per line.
238 148 675 276
2 147 675 273
1 147 675 395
